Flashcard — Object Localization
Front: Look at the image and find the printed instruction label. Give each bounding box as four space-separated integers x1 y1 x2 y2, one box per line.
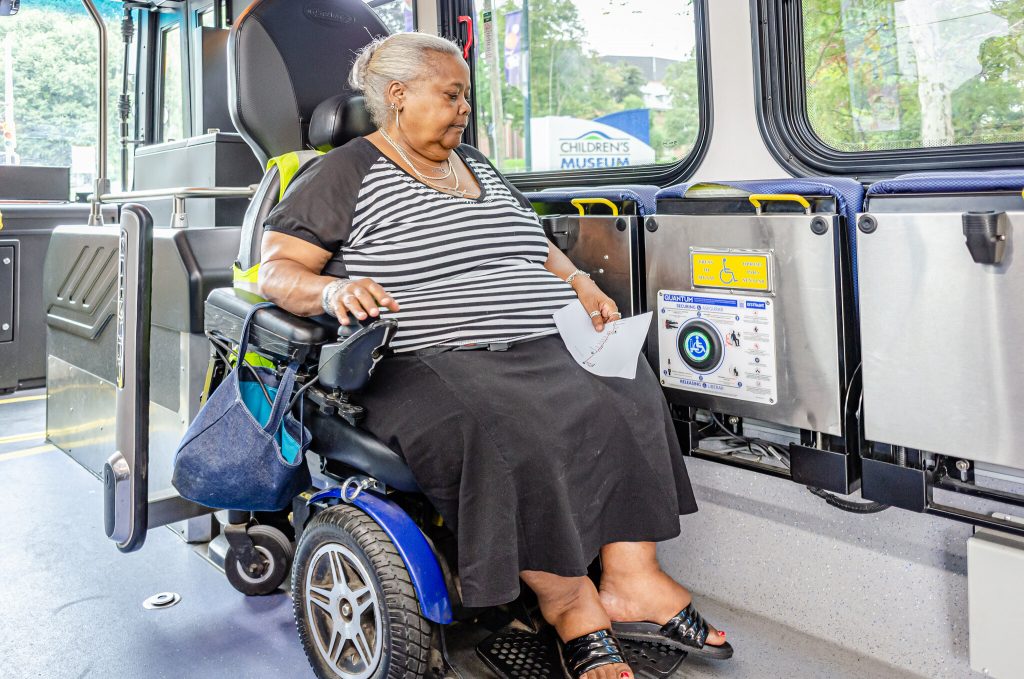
657 290 778 405
691 249 772 292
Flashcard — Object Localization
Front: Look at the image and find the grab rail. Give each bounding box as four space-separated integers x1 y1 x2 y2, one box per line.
92 186 258 229
748 193 811 214
570 197 619 216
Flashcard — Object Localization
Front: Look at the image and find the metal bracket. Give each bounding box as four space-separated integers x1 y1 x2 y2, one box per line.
223 522 265 577
340 475 386 502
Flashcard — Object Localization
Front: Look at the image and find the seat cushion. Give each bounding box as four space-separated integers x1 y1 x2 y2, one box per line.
306 407 421 493
525 184 660 216
867 170 1024 196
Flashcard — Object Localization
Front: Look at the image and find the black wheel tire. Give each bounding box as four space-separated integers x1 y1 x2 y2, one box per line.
225 524 294 596
293 504 432 679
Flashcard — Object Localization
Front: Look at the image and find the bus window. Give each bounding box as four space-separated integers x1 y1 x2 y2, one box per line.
0 0 126 195
198 8 216 29
471 0 701 175
160 23 185 142
803 0 1024 151
367 0 415 33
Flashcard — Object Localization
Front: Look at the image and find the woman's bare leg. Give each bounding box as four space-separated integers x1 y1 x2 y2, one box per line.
520 570 634 679
596 542 727 646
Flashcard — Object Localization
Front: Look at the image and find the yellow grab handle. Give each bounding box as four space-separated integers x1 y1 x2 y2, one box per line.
570 197 619 216
748 193 811 214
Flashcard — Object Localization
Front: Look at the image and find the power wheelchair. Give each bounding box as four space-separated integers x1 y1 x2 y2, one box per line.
150 1 690 677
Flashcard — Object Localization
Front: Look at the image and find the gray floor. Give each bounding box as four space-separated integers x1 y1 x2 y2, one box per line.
0 393 959 678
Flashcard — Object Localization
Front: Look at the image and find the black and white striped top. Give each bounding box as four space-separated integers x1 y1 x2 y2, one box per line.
264 138 578 353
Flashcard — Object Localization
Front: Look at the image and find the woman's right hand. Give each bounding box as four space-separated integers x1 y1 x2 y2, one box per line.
326 278 400 325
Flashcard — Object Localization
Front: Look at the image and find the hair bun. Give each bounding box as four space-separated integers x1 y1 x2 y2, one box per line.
349 37 384 91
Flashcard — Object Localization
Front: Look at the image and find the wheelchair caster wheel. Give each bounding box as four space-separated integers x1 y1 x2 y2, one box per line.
293 504 432 679
225 524 293 596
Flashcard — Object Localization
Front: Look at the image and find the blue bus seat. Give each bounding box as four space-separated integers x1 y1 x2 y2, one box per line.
867 169 1024 196
525 184 659 216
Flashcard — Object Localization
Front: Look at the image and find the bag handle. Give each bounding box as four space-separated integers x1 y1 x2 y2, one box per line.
236 301 276 362
234 302 300 435
260 359 300 435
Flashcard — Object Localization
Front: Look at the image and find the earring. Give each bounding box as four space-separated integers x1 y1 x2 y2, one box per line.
388 102 400 128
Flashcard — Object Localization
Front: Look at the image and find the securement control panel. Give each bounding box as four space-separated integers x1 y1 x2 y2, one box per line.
657 290 778 405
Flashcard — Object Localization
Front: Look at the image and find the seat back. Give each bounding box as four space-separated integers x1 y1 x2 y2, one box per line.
232 94 377 285
858 170 1024 471
228 0 387 166
524 185 659 318
648 178 864 492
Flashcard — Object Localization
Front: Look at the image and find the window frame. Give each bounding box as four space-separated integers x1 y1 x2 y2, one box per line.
459 0 713 192
155 13 190 143
753 0 1024 179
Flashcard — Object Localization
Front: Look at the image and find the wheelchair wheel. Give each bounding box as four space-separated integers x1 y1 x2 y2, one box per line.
293 504 432 679
224 524 293 596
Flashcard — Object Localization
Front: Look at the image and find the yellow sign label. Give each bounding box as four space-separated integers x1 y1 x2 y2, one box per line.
691 251 771 291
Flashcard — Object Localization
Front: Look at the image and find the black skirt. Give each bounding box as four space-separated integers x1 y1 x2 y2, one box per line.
356 335 698 608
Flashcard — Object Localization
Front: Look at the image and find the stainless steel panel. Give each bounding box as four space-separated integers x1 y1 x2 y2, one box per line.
968 529 1024 678
645 214 845 434
858 210 1024 469
566 215 636 317
47 355 189 494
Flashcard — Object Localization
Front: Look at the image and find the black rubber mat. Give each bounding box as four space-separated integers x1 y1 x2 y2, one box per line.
619 637 687 677
477 627 563 678
476 626 686 678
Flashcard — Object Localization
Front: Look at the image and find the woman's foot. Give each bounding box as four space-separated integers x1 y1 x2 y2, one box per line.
598 568 727 647
520 570 636 679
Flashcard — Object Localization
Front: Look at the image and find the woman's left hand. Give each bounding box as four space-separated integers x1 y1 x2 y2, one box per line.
574 278 621 332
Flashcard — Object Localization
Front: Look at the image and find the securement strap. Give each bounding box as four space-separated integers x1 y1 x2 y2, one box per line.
661 602 709 649
563 629 625 678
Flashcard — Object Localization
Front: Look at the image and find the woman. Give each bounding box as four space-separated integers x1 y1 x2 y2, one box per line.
258 32 731 679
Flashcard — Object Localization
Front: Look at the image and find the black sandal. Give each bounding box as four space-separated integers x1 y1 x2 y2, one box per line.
612 603 733 660
559 628 629 678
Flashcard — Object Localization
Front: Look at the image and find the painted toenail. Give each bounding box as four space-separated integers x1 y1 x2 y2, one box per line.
619 673 632 679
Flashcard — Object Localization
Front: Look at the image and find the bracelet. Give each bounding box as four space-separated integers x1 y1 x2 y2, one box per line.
320 279 348 317
564 269 591 286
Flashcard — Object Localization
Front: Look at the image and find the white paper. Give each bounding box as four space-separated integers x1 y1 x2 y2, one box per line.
553 302 653 379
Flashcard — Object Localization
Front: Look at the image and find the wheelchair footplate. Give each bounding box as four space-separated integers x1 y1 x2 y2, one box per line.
476 625 686 678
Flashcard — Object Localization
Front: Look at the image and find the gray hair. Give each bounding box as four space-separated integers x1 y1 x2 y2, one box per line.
349 32 463 128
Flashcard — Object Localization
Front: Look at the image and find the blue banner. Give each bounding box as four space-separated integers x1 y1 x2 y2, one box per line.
504 10 523 88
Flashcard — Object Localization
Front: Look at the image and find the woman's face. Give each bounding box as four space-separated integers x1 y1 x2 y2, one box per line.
391 54 472 158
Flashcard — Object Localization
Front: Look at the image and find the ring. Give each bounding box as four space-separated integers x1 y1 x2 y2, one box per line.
609 311 622 318
589 310 601 318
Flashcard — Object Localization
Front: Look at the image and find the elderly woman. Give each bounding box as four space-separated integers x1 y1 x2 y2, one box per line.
259 32 731 679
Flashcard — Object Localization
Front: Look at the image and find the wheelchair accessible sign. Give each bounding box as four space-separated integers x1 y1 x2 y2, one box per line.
690 248 772 292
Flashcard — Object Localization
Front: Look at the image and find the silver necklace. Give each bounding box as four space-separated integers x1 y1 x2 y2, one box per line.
379 128 454 180
378 129 474 197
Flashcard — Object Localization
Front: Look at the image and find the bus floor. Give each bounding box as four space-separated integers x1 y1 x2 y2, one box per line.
0 392 920 679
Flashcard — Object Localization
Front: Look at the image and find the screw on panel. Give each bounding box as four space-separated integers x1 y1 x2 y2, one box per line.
615 217 627 232
810 216 829 235
645 218 659 233
858 215 878 234
728 416 739 426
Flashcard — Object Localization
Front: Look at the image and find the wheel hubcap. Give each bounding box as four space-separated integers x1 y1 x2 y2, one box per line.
305 543 382 679
235 545 273 583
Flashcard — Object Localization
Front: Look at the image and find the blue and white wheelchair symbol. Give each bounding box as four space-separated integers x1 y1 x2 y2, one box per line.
684 331 710 362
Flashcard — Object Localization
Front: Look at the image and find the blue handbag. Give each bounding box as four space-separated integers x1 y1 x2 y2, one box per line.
172 302 312 511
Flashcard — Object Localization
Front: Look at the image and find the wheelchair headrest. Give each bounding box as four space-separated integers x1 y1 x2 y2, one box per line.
228 0 388 165
309 94 376 152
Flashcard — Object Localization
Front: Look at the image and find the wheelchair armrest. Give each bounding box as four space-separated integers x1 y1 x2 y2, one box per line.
317 318 398 392
205 287 339 360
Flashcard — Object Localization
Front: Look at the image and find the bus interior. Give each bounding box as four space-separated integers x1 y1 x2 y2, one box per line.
1 0 1023 678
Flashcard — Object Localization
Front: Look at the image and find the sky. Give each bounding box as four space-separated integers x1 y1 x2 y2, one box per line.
570 0 697 61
